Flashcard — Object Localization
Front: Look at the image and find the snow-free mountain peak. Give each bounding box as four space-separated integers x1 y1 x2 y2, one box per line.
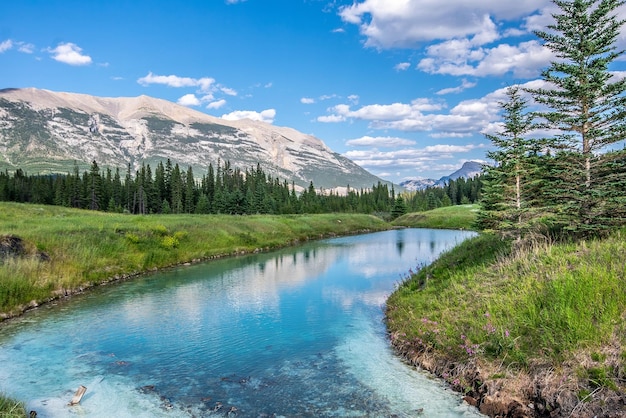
0 88 388 190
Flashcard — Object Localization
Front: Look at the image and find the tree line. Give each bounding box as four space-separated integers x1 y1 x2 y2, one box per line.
0 158 482 218
477 0 626 240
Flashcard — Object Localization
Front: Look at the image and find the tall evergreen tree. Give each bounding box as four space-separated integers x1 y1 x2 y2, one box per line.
478 86 542 239
88 160 102 211
528 0 626 234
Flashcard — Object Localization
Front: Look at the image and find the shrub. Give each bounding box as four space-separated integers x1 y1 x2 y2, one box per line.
161 235 179 249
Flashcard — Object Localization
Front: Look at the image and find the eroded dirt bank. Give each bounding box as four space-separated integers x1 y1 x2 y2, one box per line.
389 331 626 418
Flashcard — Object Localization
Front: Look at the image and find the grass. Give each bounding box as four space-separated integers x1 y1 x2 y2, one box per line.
392 204 479 230
0 202 389 317
0 393 25 418
386 229 626 412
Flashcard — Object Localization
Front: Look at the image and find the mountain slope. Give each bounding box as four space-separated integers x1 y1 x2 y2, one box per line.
400 161 483 191
0 88 387 190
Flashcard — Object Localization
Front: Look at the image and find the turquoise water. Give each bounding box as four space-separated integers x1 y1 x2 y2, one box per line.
0 228 483 417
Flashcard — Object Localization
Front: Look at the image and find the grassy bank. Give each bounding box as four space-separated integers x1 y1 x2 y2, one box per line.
392 204 479 230
0 202 389 318
0 393 25 418
387 231 626 417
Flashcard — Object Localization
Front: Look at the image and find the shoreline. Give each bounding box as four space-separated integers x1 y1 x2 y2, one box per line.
384 232 626 418
0 227 380 324
388 334 626 418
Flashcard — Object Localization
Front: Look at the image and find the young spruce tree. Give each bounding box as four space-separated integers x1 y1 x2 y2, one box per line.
477 86 540 239
528 0 626 235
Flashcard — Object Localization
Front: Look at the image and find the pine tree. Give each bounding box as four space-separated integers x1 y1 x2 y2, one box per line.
528 0 626 235
88 160 102 210
478 86 541 239
391 195 407 219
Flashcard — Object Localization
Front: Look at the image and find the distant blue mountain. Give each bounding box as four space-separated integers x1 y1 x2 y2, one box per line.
400 161 483 191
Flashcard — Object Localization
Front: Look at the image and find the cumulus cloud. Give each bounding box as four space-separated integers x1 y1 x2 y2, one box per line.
47 42 92 65
418 38 552 78
301 97 316 104
138 72 215 92
177 94 201 106
220 87 238 96
436 79 477 95
317 80 548 137
317 114 346 123
394 62 410 71
221 109 276 124
339 0 550 48
343 143 486 175
138 72 238 109
320 98 445 126
207 99 226 109
346 136 416 147
339 1 559 78
0 39 13 53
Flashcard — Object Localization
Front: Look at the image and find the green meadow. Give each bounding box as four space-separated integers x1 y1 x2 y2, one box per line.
0 202 388 317
392 204 479 230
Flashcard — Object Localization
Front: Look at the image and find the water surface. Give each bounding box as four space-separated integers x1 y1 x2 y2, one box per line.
0 228 482 417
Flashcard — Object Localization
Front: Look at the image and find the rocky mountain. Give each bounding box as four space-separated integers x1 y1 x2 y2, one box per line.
0 88 389 190
400 161 483 191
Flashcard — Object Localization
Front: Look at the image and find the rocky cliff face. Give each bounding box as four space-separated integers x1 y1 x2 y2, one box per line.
0 88 387 190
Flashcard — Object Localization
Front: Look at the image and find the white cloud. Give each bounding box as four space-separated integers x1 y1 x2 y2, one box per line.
346 135 416 147
301 97 316 104
1 40 34 54
436 79 477 95
343 143 486 175
47 42 92 65
317 80 549 136
177 94 201 106
0 39 13 53
339 0 550 48
138 72 215 92
394 62 410 71
17 42 34 53
207 99 226 109
221 109 276 123
220 86 237 96
339 1 558 79
320 98 445 125
317 114 346 123
418 39 552 78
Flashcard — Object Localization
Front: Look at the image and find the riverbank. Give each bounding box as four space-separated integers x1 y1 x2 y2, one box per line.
392 204 479 230
386 231 626 417
0 202 389 320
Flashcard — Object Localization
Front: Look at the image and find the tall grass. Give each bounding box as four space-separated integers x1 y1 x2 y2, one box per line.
0 202 389 317
392 204 478 230
387 230 626 369
0 393 25 418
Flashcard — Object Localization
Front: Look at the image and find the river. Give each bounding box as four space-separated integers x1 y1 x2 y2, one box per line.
0 228 483 417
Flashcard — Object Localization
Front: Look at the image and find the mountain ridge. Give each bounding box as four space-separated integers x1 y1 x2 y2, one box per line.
0 88 387 191
400 161 483 191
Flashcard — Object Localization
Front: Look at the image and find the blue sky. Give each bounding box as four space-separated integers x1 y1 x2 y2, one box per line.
2 0 626 182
